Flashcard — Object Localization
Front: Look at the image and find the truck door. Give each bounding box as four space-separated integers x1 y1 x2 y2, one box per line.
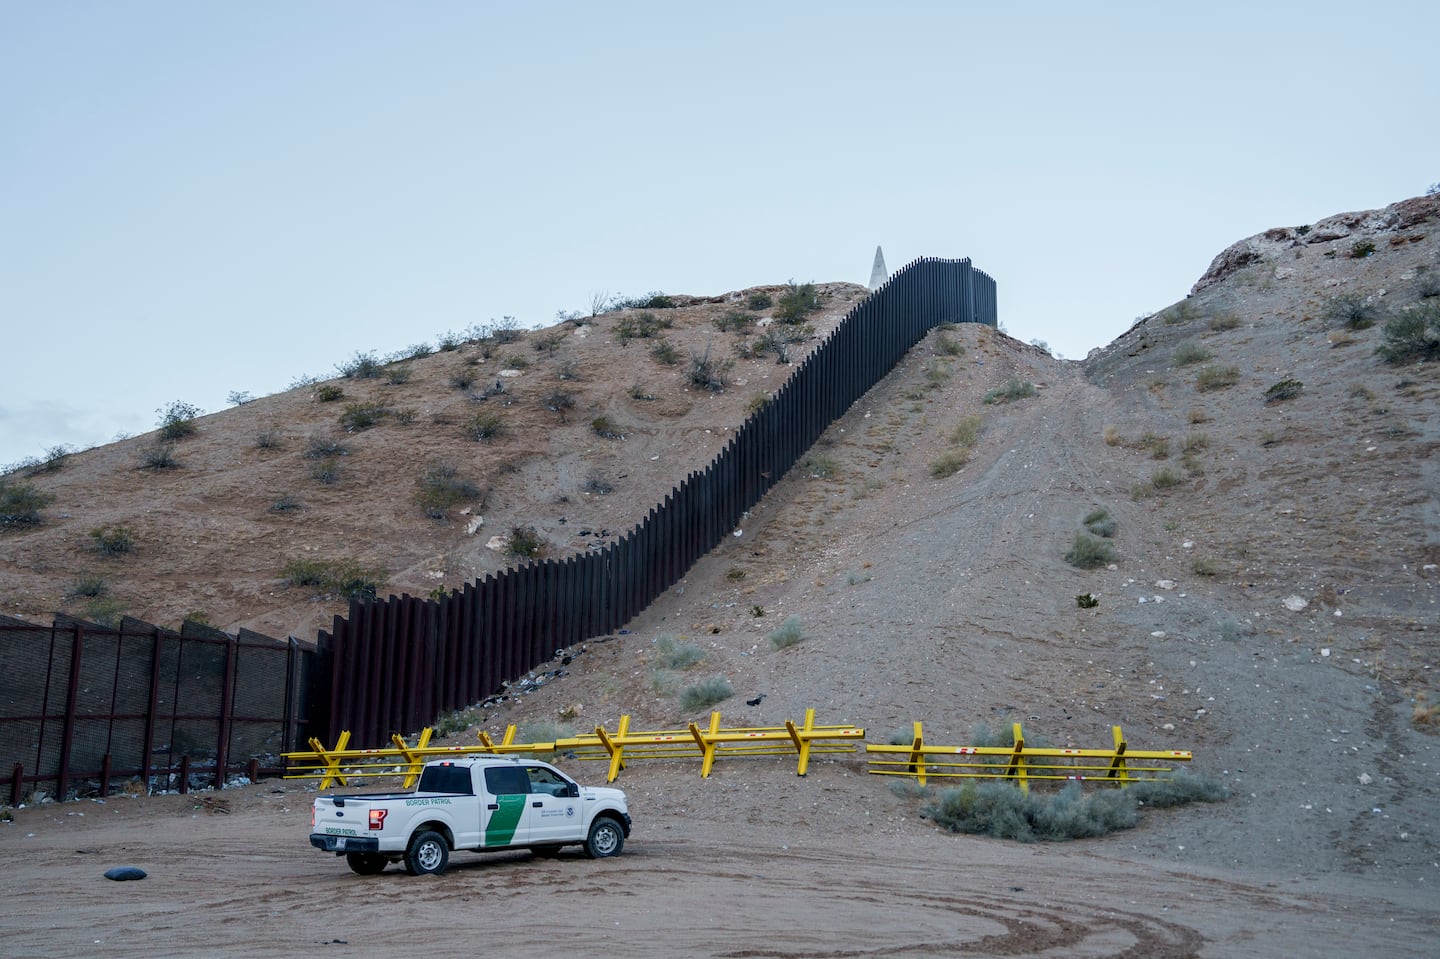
481 765 530 847
522 765 583 844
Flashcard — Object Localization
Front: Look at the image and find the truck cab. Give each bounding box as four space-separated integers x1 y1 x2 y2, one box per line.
309 756 631 875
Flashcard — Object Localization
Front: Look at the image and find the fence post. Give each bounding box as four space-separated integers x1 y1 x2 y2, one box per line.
55 623 85 802
11 763 23 807
214 637 238 789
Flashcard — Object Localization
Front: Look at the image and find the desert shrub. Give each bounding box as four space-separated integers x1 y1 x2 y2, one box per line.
415 463 484 520
400 342 433 360
1065 532 1116 569
1207 312 1241 332
1129 771 1228 807
309 458 341 485
768 615 806 649
1376 301 1440 363
774 281 821 323
82 596 126 627
1195 365 1240 391
746 291 773 311
554 356 580 380
1349 240 1376 258
654 635 704 670
531 332 565 353
254 430 283 450
688 345 732 392
0 480 55 528
269 494 302 513
227 390 252 406
303 436 348 459
1181 433 1209 453
650 339 679 365
336 352 381 380
89 525 136 556
508 526 543 559
156 401 201 441
1191 557 1219 577
713 309 754 333
930 450 969 478
66 575 109 600
744 393 770 416
949 415 982 448
315 384 345 402
614 311 670 344
923 782 1140 842
501 354 530 370
1138 433 1170 459
1150 467 1183 490
1076 593 1099 609
489 316 522 344
436 330 461 352
137 443 179 470
1416 273 1440 299
449 367 478 390
628 382 655 401
465 411 506 442
385 364 413 385
1264 378 1304 403
1082 508 1116 538
591 415 621 439
1323 293 1385 330
542 390 575 418
679 677 734 712
431 708 479 738
1172 341 1211 366
934 332 965 356
983 379 1036 405
339 402 390 432
1102 425 1122 446
21 445 74 476
281 557 383 600
804 454 838 478
581 472 613 495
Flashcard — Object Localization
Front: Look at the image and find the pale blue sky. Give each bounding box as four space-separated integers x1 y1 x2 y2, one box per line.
3 2 1436 466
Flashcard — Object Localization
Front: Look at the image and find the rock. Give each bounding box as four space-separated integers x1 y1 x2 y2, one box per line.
1283 595 1309 612
485 535 507 551
466 516 484 535
1358 773 1373 785
1155 579 1177 590
104 866 147 881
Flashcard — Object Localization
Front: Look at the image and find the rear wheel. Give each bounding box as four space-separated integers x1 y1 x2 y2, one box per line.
584 818 624 859
345 852 387 875
404 830 449 876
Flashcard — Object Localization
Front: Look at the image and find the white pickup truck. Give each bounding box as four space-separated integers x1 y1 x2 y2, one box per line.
309 755 631 876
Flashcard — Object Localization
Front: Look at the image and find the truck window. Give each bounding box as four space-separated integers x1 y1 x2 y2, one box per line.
483 766 529 796
417 764 475 795
524 766 572 796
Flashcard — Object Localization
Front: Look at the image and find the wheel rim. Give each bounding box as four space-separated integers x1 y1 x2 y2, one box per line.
593 823 618 855
417 840 443 871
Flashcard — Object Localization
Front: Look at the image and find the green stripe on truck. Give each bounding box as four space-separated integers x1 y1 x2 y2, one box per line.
485 795 525 846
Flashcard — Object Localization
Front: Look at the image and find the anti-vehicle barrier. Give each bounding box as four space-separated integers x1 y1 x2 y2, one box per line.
865 722 1191 791
283 708 865 786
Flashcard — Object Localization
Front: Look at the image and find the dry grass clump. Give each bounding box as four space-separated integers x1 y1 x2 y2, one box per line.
679 677 734 712
1195 365 1240 392
1065 532 1116 569
768 615 807 649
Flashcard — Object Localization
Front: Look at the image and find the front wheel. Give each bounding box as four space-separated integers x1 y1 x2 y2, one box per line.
584 818 625 859
404 830 450 876
346 852 388 875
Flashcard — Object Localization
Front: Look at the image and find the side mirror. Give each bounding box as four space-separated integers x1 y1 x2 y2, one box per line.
567 783 580 798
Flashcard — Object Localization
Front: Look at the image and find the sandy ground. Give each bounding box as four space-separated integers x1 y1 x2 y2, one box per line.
2 768 1436 959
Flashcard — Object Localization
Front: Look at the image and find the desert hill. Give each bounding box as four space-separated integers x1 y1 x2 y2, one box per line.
2 198 1438 957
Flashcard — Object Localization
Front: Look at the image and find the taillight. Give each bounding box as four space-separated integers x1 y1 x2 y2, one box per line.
368 809 387 831
311 807 316 827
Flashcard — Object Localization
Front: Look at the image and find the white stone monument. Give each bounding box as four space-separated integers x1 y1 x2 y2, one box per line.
868 245 888 290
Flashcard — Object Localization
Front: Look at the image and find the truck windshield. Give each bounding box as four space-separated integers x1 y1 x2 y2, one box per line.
417 764 474 795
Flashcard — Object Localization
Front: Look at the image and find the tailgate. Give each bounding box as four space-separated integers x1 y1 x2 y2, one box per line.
312 796 378 851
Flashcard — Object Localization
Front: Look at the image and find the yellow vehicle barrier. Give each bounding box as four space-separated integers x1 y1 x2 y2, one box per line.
283 708 864 787
866 722 1190 792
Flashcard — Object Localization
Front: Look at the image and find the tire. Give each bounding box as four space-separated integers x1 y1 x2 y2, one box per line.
583 818 624 859
345 852 388 876
404 830 450 876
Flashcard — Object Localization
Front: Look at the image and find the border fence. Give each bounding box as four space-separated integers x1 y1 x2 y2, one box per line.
316 256 995 746
0 615 312 804
2 256 995 799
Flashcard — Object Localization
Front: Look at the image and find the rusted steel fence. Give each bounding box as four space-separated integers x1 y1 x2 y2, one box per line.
317 256 996 746
0 615 312 804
